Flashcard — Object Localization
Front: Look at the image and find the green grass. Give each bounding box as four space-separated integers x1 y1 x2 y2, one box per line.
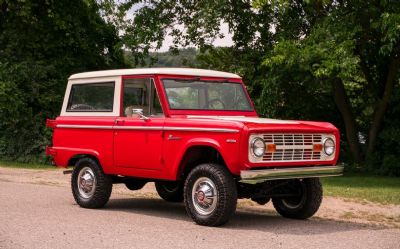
322 174 400 205
0 160 54 170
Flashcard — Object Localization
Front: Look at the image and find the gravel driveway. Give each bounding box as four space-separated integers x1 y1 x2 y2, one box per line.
0 167 399 249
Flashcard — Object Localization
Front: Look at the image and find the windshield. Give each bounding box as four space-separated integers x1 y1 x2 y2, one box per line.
162 79 253 111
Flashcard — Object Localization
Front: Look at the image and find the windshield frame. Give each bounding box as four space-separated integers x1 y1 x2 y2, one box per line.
159 76 257 116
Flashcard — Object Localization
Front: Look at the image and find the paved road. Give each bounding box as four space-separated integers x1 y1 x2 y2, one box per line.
0 180 399 249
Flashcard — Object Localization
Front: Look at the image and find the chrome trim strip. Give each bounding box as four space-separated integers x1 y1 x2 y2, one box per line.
56 124 114 129
114 126 163 130
56 124 239 133
163 127 239 133
239 165 344 184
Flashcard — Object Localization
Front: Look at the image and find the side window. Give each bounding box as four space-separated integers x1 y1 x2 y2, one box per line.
67 82 115 112
123 78 163 117
150 82 163 116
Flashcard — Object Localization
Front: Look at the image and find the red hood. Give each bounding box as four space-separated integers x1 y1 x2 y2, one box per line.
185 116 338 133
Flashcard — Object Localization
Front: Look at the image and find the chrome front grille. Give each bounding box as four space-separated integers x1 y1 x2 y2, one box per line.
262 134 323 162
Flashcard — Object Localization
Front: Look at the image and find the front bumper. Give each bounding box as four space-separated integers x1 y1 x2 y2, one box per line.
240 165 344 184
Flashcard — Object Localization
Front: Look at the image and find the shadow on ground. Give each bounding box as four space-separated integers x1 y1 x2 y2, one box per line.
100 197 381 234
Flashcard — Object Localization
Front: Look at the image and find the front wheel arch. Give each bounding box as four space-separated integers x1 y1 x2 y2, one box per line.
176 145 230 180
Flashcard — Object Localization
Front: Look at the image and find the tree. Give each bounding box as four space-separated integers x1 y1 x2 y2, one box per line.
0 0 126 161
259 0 400 165
104 0 400 170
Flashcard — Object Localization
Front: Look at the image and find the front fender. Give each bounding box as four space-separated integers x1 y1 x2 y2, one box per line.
170 137 241 179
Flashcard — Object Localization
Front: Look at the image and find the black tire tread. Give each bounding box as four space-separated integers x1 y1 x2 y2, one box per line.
155 181 184 202
272 178 322 219
184 163 237 226
71 158 112 209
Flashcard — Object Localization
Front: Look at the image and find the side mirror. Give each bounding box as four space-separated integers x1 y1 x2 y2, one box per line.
132 108 149 121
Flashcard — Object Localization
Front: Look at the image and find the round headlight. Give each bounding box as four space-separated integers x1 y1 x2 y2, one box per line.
323 138 335 156
251 137 265 157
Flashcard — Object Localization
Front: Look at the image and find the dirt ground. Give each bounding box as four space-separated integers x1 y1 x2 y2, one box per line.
1 166 400 249
1 166 399 228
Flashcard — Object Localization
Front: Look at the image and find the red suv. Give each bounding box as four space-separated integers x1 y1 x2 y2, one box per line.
46 68 343 226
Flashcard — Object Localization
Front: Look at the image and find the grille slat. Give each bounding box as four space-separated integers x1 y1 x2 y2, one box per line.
261 134 324 162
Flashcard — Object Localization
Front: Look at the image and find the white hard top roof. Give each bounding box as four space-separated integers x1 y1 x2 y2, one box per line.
69 68 241 80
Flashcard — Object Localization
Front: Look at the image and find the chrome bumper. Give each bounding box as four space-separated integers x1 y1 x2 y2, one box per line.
240 165 344 184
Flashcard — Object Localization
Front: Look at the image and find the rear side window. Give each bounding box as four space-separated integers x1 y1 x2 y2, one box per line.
67 82 115 112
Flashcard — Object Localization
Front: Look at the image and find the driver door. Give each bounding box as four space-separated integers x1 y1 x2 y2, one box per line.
113 77 164 170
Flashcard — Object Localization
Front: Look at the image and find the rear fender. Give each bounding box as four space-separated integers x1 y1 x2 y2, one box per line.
51 147 101 168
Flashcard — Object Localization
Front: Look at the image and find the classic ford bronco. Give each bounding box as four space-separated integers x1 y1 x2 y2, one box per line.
46 68 343 226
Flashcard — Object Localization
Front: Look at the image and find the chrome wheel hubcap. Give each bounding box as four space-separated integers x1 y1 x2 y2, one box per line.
77 167 96 199
192 177 218 215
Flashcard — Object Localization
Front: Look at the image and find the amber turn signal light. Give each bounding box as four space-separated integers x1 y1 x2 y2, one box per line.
266 144 276 153
313 144 323 152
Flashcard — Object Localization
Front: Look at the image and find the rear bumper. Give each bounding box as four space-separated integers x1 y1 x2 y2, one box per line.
240 165 344 184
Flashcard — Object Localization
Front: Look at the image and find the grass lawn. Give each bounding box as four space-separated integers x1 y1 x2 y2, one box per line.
322 174 400 205
0 160 54 170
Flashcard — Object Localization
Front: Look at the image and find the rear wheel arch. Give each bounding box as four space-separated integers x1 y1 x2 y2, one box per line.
68 154 101 168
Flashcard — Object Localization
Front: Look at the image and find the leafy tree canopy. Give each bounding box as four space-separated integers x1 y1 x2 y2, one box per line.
0 0 126 161
107 0 399 174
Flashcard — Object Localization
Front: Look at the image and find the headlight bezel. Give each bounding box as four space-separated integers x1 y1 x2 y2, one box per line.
323 137 335 156
250 137 266 158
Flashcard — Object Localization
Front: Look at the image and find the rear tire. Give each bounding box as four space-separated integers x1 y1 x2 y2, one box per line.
184 164 237 226
155 181 184 202
125 180 147 191
251 197 270 205
71 158 112 208
272 178 322 219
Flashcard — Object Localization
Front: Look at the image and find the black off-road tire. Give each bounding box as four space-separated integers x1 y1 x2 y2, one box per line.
184 163 237 226
251 197 270 205
155 181 184 202
272 178 322 219
125 180 147 191
71 158 112 208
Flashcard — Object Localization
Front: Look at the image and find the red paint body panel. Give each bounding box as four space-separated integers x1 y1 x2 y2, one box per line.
51 117 115 172
47 72 340 181
113 117 164 170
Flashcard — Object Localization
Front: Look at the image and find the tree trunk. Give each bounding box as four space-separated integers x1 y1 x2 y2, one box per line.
366 57 400 157
331 78 363 163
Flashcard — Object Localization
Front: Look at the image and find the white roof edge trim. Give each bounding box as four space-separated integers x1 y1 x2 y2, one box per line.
69 68 241 80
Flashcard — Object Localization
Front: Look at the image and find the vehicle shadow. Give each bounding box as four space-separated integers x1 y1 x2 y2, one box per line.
104 197 385 234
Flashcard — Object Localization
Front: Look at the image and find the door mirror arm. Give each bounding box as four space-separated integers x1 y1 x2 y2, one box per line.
132 109 149 121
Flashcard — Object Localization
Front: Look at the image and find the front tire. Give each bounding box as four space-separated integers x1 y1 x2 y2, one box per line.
272 178 322 219
184 164 237 226
71 158 112 208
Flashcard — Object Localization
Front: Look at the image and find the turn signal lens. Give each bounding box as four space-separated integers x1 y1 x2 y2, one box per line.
266 144 276 153
313 144 323 152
